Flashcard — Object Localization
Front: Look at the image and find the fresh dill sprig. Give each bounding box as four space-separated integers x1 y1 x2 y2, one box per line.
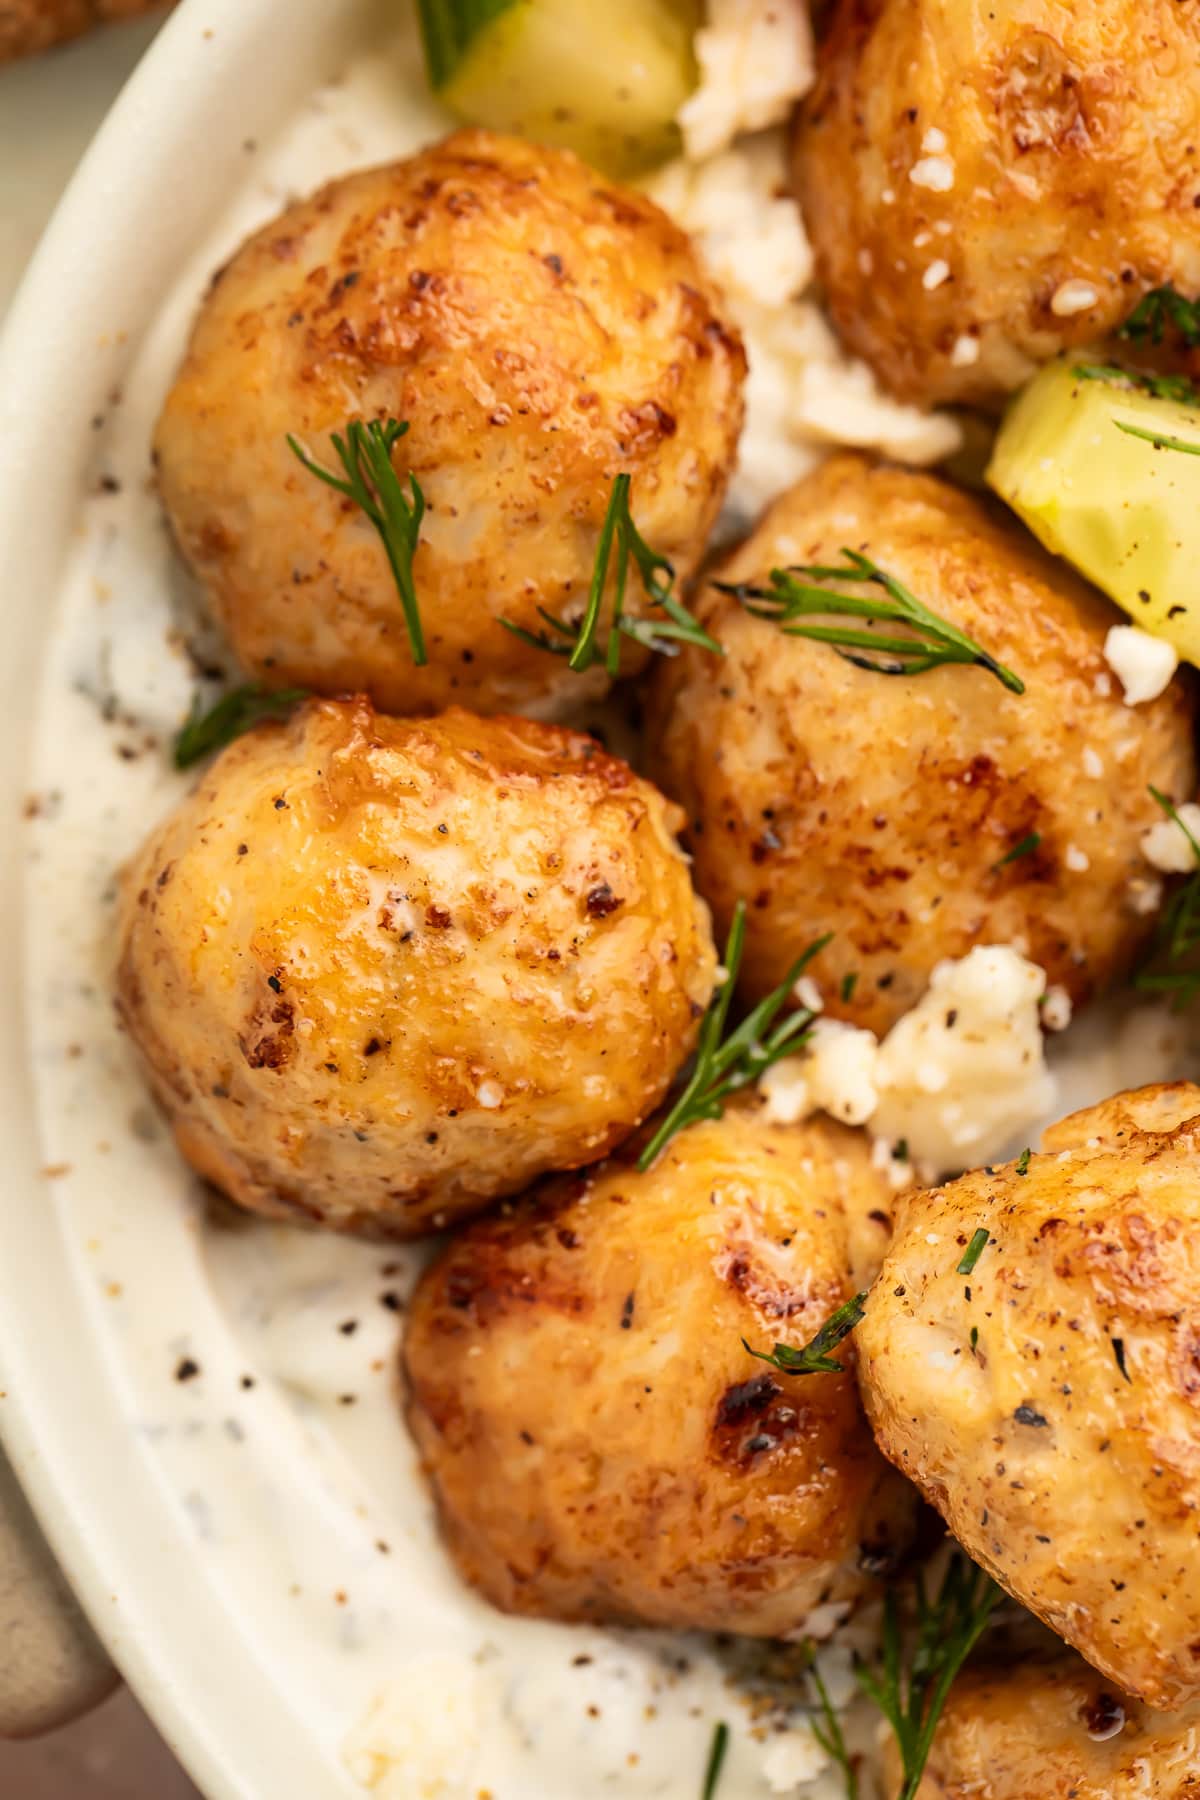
1073 362 1200 406
701 1721 729 1800
1134 787 1200 1008
1114 420 1200 457
1015 1147 1031 1177
856 1553 1001 1800
992 831 1041 871
1118 285 1200 350
956 1229 989 1276
636 900 829 1171
174 683 310 769
808 1657 858 1800
503 473 721 675
288 419 426 664
716 551 1024 695
742 1291 868 1378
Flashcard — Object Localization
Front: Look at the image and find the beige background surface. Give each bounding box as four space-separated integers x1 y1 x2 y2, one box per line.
0 10 202 1794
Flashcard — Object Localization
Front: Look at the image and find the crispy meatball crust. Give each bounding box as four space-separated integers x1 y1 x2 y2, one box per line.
857 1084 1200 1709
794 0 1200 408
154 129 745 716
899 1657 1200 1799
646 455 1196 1036
403 1105 913 1634
115 698 716 1237
0 0 162 63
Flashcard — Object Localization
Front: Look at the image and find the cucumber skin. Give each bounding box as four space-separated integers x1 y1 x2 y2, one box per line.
419 0 700 179
417 0 519 91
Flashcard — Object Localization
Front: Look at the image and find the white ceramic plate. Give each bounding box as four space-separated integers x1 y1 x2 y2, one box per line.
0 7 443 1796
4 8 1195 1798
3 10 875 1798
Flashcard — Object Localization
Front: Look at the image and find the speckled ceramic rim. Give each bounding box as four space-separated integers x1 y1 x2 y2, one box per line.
0 3 377 1792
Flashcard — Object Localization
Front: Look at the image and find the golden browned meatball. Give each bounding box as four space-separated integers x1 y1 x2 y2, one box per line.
154 129 745 717
794 0 1200 408
0 0 164 63
1043 1081 1200 1154
898 1656 1200 1799
403 1104 913 1633
857 1085 1200 1709
647 455 1195 1036
116 698 715 1237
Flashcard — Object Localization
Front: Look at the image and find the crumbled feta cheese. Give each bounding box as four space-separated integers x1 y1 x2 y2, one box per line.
679 0 815 160
1050 279 1101 317
760 950 1057 1174
909 155 955 191
1040 985 1073 1032
1104 624 1179 705
921 126 948 154
476 1080 504 1109
787 306 962 464
1064 844 1089 873
345 1658 483 1797
759 1056 811 1125
871 947 1056 1172
646 135 811 312
803 1018 880 1125
950 333 979 367
1141 802 1200 874
871 1132 915 1190
922 259 951 291
1127 873 1165 915
647 137 961 515
794 974 824 1013
761 1723 830 1792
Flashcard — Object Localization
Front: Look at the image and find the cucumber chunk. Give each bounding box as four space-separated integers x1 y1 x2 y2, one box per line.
417 0 700 177
988 358 1200 666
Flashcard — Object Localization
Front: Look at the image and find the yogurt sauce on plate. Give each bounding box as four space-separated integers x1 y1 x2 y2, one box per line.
20 13 1195 1798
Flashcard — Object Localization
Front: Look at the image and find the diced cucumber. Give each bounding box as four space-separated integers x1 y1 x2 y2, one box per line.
417 0 701 177
987 357 1200 666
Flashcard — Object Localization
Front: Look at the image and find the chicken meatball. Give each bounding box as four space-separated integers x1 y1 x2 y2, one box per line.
794 0 1200 408
154 129 745 716
898 1656 1200 1799
115 698 715 1237
647 455 1195 1036
857 1084 1200 1708
403 1104 913 1633
0 0 164 64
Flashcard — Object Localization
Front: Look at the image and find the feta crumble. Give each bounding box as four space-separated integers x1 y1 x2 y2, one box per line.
647 116 961 517
1040 985 1073 1032
804 1018 880 1125
679 0 814 160
1104 624 1179 705
909 155 955 192
871 947 1055 1170
759 948 1057 1176
345 1658 483 1797
762 1723 830 1792
1050 279 1100 317
1141 801 1200 874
